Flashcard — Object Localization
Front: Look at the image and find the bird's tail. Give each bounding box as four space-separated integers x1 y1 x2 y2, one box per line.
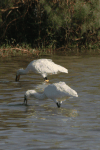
58 65 68 73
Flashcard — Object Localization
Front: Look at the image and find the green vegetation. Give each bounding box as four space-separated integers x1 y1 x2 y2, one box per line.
0 0 100 57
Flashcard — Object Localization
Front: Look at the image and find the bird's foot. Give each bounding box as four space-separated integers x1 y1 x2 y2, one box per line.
44 77 49 82
45 80 49 83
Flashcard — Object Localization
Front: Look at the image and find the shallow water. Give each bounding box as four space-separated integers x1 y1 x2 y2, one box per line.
0 55 100 149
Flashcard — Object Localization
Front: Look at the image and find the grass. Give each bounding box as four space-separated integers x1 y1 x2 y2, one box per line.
1 42 100 58
0 43 55 58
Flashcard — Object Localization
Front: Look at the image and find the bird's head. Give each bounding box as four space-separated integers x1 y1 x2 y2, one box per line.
15 68 23 81
24 90 36 105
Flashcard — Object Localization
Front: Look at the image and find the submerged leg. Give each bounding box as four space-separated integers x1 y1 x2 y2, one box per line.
53 99 62 108
56 101 62 108
24 95 27 105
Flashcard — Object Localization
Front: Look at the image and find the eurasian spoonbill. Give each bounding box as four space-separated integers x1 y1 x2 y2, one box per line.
15 59 68 82
24 82 78 108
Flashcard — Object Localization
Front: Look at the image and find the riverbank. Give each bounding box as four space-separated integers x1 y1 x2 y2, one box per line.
0 44 100 58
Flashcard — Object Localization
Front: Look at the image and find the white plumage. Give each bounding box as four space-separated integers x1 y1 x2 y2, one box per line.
24 82 78 108
15 59 68 82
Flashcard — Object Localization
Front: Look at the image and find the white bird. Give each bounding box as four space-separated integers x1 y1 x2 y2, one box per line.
15 59 68 82
24 82 78 108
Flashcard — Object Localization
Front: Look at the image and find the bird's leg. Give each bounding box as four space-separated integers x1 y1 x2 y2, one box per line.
56 101 62 108
24 95 27 105
44 77 49 82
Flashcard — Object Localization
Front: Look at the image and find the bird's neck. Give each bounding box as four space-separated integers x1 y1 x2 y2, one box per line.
28 90 46 100
19 68 29 75
33 92 46 99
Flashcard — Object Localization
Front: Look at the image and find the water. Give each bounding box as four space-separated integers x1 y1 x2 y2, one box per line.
0 55 100 149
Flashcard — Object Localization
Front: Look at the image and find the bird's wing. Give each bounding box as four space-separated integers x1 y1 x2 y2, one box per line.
44 82 78 99
34 59 68 77
44 83 68 99
54 82 78 97
53 64 68 73
25 60 37 73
